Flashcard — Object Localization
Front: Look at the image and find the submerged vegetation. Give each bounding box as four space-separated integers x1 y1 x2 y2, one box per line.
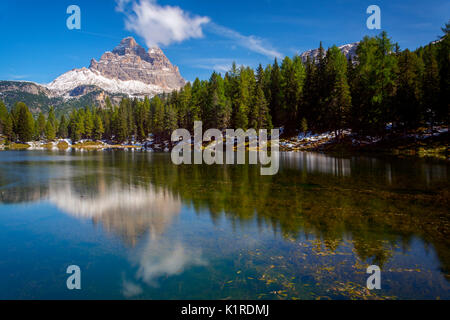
0 151 448 299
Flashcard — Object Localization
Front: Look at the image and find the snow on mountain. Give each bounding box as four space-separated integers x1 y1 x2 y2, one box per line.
46 67 164 98
46 37 185 98
300 42 359 63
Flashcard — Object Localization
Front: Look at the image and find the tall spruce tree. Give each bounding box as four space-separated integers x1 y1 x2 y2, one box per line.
58 115 68 138
0 101 8 135
45 107 57 140
269 59 283 128
36 112 46 139
354 32 397 135
325 46 352 137
93 114 104 140
422 44 440 128
395 49 424 129
437 21 450 125
14 102 34 142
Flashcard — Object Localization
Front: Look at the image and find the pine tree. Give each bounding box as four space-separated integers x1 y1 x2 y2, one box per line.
47 107 56 129
45 107 57 141
84 108 94 139
303 56 319 131
325 46 352 137
69 109 85 142
190 78 205 130
114 100 129 142
93 114 104 140
354 32 397 135
177 84 191 130
58 115 68 138
36 112 46 139
128 98 137 139
150 96 165 139
135 100 146 141
280 55 305 134
4 114 14 140
142 96 151 138
422 44 440 128
395 49 424 129
233 66 254 130
0 101 9 135
316 42 328 131
14 102 34 142
269 59 283 128
437 21 450 125
263 64 272 106
163 104 178 140
207 72 231 130
253 84 272 130
0 102 14 140
44 120 56 141
250 65 272 130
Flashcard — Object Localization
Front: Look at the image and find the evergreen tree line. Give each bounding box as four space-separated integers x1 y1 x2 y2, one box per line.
0 28 448 143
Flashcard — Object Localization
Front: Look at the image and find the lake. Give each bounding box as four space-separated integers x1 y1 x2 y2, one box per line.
0 150 448 299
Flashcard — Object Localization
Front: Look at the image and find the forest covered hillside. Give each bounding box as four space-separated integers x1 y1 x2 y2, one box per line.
0 25 449 150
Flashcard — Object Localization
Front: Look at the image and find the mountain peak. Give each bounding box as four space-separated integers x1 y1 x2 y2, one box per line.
47 36 185 98
123 36 137 45
112 37 146 55
118 37 138 48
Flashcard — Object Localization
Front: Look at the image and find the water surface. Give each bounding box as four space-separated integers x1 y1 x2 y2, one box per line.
0 150 448 299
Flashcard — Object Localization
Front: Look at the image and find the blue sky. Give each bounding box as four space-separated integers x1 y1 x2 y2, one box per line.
0 0 448 83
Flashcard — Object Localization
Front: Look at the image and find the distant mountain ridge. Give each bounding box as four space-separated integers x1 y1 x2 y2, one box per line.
0 37 186 115
0 80 126 116
299 42 359 63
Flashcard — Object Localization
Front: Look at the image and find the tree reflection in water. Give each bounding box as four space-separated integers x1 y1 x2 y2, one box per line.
0 150 448 299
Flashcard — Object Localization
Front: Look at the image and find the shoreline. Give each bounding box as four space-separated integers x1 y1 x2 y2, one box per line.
1 127 448 160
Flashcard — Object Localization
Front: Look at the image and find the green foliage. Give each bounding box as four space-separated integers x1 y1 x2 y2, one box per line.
44 120 56 141
57 115 68 138
69 108 85 142
44 106 57 140
325 46 352 137
0 101 13 140
36 112 46 139
395 49 424 128
352 32 398 134
13 102 34 142
93 114 104 140
4 27 449 143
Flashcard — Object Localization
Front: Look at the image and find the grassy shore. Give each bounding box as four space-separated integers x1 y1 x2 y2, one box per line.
278 127 449 160
1 128 448 160
314 132 449 160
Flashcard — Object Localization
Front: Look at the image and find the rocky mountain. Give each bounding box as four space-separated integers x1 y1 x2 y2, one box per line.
0 37 185 115
300 42 359 63
47 37 185 98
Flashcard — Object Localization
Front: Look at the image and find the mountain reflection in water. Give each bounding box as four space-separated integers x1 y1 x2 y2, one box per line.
48 182 181 245
47 180 207 293
0 150 448 299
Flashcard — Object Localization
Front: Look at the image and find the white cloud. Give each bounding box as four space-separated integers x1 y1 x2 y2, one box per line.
131 236 207 286
8 74 31 80
208 23 283 59
122 279 143 298
194 64 231 73
116 0 210 47
116 1 283 59
190 58 252 73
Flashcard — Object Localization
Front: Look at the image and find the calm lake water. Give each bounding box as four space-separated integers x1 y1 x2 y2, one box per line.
0 150 448 300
